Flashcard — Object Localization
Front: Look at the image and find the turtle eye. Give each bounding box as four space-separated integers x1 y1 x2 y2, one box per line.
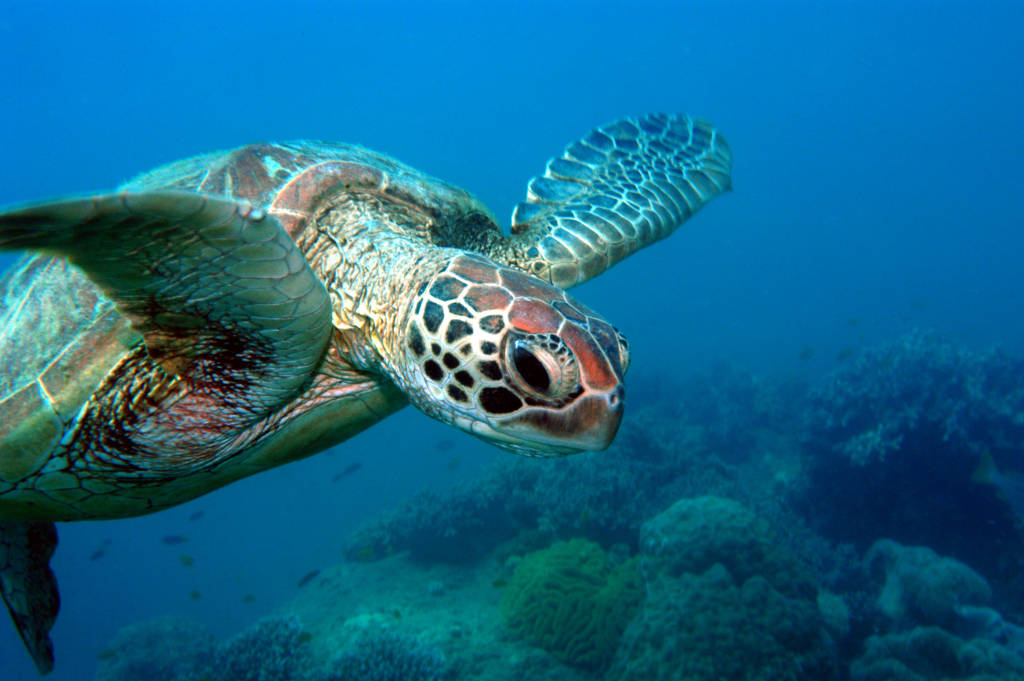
505 336 577 400
512 345 550 394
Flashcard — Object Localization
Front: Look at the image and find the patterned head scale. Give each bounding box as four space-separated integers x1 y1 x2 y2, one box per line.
401 254 628 456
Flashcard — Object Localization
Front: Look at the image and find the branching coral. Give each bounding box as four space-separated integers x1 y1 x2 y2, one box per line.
324 629 444 681
798 331 1024 593
181 614 312 681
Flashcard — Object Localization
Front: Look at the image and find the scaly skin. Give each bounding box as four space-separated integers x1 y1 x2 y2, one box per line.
295 192 464 373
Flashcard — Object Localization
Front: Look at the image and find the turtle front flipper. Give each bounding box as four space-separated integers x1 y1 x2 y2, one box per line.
488 113 732 288
0 191 332 432
0 521 58 675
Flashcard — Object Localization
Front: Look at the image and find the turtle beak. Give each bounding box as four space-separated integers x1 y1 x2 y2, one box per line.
492 385 625 455
557 387 625 451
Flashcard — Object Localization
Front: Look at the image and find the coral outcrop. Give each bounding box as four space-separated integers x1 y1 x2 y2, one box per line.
94 616 213 681
865 539 991 629
608 564 833 681
640 495 817 599
608 496 838 681
850 626 1024 681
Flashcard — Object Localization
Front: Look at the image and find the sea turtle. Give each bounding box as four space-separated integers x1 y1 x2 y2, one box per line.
0 113 731 673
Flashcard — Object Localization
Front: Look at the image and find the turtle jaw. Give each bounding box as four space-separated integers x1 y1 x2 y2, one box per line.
457 388 625 457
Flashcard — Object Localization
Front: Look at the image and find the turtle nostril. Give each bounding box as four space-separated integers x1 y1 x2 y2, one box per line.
607 386 624 407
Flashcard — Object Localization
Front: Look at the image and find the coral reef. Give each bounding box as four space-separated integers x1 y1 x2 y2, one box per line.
608 564 835 681
865 539 991 630
632 360 802 459
94 336 1024 681
94 615 213 681
799 330 1024 602
342 360 824 573
951 605 1024 657
805 330 1024 470
344 410 724 564
500 537 642 671
184 614 313 681
325 628 445 681
640 495 817 600
607 496 838 681
345 465 527 564
850 626 1024 681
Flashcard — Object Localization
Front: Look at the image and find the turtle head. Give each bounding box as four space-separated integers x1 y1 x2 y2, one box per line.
398 254 628 456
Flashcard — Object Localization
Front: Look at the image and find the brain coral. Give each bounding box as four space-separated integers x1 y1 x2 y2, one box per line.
500 537 642 671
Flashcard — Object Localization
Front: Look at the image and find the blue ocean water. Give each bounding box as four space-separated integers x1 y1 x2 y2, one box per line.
0 1 1022 679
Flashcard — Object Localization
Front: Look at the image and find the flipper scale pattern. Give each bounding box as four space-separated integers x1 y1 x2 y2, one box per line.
508 113 732 288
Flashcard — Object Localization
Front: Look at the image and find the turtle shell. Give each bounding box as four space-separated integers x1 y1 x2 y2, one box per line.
121 141 494 241
0 141 489 515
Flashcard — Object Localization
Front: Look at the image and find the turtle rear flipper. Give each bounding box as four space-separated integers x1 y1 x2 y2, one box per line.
487 113 732 288
0 521 58 675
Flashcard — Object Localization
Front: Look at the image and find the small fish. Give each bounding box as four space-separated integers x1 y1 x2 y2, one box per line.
973 451 1024 523
492 578 508 589
297 569 321 588
331 462 362 482
798 345 814 361
835 347 855 363
189 590 202 601
162 535 188 546
96 648 116 661
188 510 206 522
847 317 862 327
89 549 106 562
435 439 455 452
242 593 256 603
179 554 195 567
392 609 402 620
445 456 461 471
352 546 376 561
297 631 313 644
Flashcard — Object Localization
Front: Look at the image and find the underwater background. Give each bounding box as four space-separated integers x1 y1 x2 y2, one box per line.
1 1 1023 679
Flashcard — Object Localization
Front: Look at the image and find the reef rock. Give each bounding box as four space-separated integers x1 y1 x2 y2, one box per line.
851 626 1024 681
865 539 991 629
